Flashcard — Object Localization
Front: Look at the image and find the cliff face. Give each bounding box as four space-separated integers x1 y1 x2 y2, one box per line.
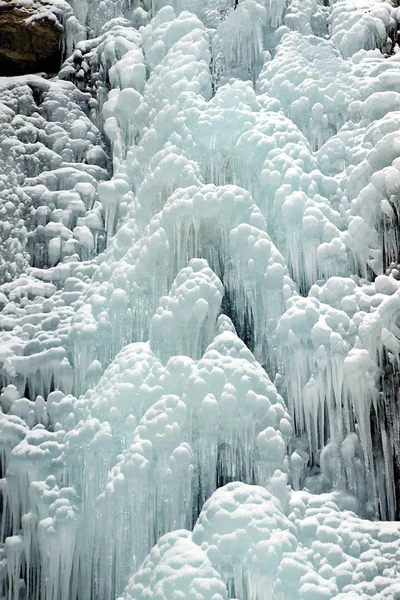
0 0 64 76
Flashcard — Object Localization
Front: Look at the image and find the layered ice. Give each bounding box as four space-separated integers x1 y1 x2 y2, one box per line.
2 1 400 600
0 71 111 274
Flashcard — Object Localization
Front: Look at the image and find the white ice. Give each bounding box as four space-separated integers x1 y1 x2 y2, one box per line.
2 1 400 600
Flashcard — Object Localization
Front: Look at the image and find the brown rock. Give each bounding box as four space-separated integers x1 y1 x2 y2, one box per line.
0 0 64 76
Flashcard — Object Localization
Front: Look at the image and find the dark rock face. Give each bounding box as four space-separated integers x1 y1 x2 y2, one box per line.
0 0 63 76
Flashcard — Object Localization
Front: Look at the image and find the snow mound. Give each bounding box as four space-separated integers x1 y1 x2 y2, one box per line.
2 1 400 599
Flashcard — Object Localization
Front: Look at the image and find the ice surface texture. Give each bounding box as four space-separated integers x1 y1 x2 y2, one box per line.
2 1 400 600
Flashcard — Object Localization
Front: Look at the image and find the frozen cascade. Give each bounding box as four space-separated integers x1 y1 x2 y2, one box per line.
2 0 400 599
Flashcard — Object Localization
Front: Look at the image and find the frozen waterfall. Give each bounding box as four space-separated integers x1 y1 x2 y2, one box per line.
1 0 400 599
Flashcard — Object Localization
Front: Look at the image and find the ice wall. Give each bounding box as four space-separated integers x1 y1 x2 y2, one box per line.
2 1 400 600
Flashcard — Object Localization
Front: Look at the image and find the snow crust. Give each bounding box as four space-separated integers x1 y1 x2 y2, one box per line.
2 0 400 599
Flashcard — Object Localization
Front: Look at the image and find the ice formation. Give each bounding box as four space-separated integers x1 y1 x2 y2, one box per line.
2 0 400 599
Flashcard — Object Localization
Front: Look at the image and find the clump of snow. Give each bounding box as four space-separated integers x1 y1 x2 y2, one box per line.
120 482 400 600
329 0 395 58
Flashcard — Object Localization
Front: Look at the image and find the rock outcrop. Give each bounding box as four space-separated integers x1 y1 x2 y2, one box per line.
0 0 68 76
